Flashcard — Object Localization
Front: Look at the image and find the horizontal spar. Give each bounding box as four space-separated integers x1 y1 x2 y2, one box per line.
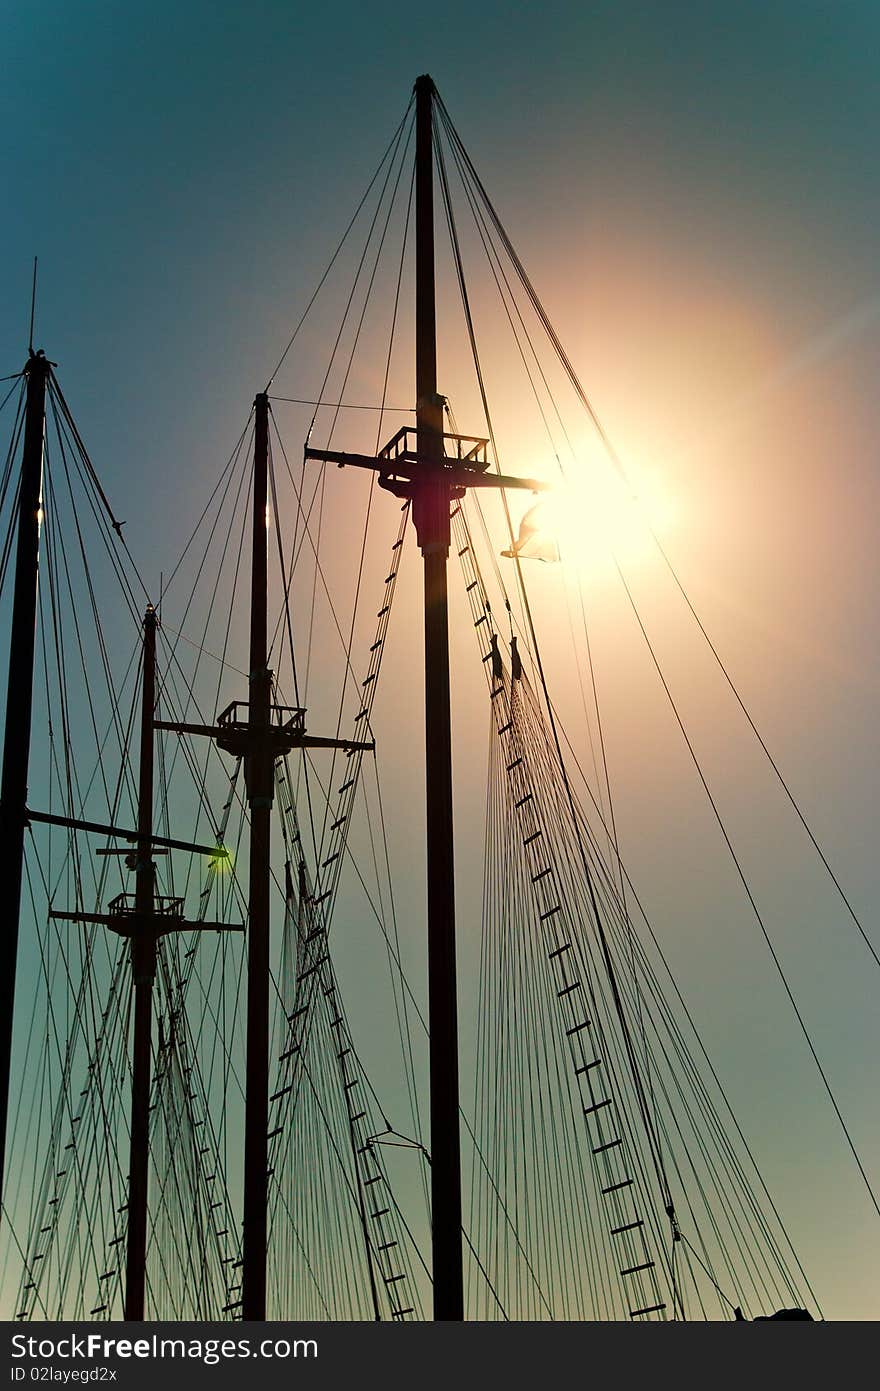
25 808 226 858
154 720 374 754
48 910 242 936
304 445 549 493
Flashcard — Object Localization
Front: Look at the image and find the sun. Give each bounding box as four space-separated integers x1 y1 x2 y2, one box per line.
506 457 677 581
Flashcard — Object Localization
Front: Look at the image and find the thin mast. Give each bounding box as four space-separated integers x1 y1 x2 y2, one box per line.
301 76 546 1317
413 72 464 1322
242 391 272 1320
42 595 242 1317
152 390 369 1319
0 350 50 1205
124 604 158 1320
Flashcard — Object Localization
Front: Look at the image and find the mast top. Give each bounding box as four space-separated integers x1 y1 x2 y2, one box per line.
24 348 52 378
413 74 436 97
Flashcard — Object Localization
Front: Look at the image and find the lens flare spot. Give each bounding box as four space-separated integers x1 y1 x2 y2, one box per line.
209 845 233 874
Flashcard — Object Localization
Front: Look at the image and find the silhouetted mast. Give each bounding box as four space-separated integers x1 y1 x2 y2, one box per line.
157 391 373 1319
304 73 545 1320
45 602 240 1318
242 390 272 1320
158 391 278 1319
0 350 50 1206
125 604 159 1319
413 71 464 1322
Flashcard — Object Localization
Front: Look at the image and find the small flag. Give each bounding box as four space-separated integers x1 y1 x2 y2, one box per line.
501 501 560 563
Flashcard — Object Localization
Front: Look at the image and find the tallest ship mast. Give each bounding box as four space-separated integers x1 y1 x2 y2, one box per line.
305 71 466 1318
305 73 546 1319
414 70 464 1322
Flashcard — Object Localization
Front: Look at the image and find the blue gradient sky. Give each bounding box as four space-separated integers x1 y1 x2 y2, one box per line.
1 1 878 1319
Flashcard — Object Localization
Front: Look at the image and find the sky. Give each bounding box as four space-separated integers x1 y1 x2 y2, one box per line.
0 0 878 1320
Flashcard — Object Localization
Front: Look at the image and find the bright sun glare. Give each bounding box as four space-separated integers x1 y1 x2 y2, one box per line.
509 461 677 579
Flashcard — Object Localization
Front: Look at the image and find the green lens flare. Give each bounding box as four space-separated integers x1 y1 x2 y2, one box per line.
208 845 233 874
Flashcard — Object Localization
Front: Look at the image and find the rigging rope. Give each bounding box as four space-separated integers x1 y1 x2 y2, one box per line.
266 93 415 388
434 92 876 977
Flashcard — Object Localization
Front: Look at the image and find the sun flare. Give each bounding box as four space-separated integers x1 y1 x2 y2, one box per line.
507 460 677 580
